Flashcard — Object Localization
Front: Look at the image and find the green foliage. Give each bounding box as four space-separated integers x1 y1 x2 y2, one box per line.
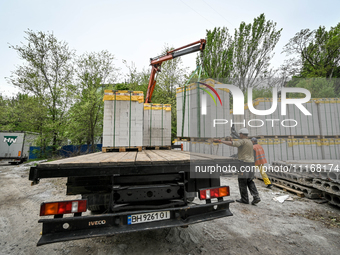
248 87 273 101
284 23 340 79
122 61 150 95
291 78 336 98
199 14 282 93
114 83 130 90
7 29 75 152
0 94 47 132
233 14 282 92
67 51 118 152
199 27 234 79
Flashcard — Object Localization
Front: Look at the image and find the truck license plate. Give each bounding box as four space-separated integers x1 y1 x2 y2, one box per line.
128 211 170 225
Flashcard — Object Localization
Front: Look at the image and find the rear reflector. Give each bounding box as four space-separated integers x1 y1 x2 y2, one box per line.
40 200 87 216
199 186 230 200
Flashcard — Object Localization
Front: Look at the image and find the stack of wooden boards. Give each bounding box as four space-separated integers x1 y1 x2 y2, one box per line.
102 90 171 152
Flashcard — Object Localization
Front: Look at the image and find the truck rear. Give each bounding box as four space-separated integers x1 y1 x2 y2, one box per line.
0 131 37 164
29 150 238 246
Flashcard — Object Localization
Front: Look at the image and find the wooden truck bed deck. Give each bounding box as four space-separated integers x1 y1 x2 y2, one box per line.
36 150 232 168
29 150 240 183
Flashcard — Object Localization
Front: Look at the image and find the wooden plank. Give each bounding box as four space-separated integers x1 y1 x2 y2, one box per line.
73 152 118 164
179 151 212 162
179 151 229 161
117 152 137 165
152 150 188 164
188 152 227 160
273 183 305 197
144 150 169 164
38 152 103 168
100 152 129 164
155 150 190 159
135 151 152 165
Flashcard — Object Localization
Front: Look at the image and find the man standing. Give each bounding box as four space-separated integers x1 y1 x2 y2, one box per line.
214 128 261 205
251 138 273 189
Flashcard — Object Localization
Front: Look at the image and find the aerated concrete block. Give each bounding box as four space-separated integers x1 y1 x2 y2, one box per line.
103 91 144 148
143 104 171 147
176 78 231 138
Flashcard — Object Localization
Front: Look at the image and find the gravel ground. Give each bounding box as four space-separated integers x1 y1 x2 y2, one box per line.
0 162 340 255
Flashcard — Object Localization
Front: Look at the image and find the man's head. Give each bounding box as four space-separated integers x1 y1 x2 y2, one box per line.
251 137 257 144
238 128 249 139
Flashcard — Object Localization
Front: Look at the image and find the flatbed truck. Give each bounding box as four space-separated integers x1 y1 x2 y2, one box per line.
29 150 241 246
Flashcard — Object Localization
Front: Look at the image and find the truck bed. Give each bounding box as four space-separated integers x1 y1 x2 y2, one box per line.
29 150 240 182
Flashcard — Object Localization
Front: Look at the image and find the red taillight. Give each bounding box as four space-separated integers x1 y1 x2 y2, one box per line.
40 200 87 216
199 186 230 200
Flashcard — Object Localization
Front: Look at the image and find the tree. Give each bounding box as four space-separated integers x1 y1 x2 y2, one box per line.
7 30 75 151
199 14 282 92
0 94 47 132
283 23 340 79
232 14 282 92
121 60 150 94
294 78 336 98
199 27 234 79
67 50 118 152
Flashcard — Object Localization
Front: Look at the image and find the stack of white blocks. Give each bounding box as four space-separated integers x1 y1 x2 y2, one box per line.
177 78 230 138
235 98 340 137
180 138 340 165
233 99 322 137
103 91 144 148
317 99 340 136
143 104 172 147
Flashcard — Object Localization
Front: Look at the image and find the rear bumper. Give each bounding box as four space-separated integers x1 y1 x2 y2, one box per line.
37 200 233 246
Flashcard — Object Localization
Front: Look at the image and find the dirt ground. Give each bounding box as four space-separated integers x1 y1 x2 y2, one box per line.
1 162 340 255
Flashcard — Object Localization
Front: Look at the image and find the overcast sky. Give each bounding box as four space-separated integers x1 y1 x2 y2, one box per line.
1 0 339 97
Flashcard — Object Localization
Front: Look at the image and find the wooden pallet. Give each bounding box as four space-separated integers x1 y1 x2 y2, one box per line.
255 135 323 139
288 135 322 139
102 146 142 153
256 135 288 139
324 135 339 138
143 146 171 150
176 137 191 141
